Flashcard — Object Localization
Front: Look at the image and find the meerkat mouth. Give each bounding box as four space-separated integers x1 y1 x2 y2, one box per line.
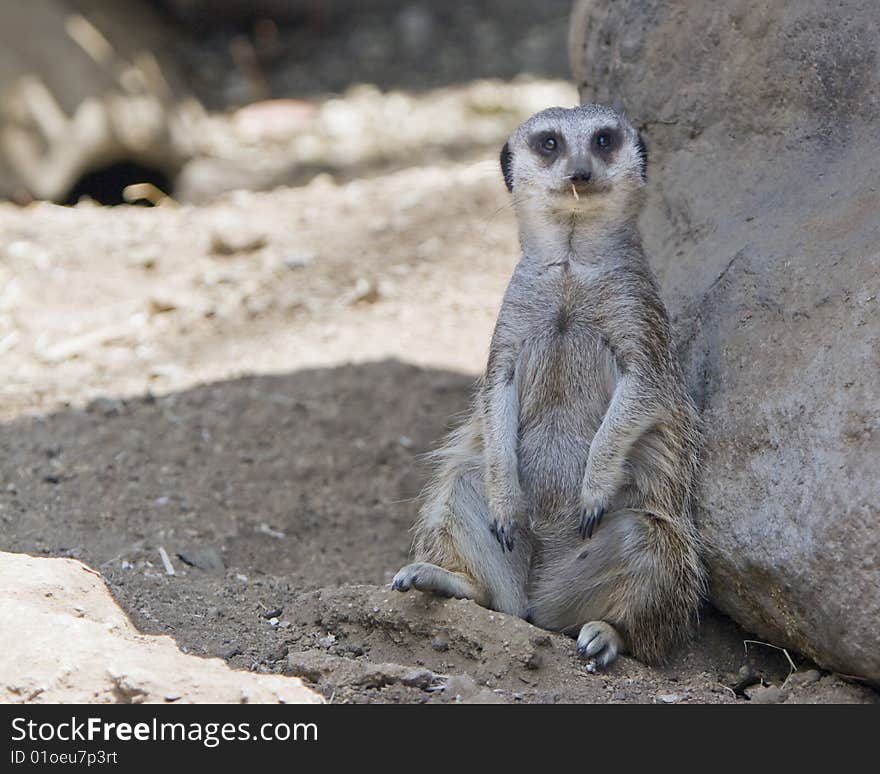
557 181 610 201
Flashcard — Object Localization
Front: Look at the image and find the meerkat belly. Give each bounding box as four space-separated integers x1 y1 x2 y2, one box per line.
515 319 618 519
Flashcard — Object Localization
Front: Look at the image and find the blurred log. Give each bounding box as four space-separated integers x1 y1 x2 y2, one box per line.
0 0 200 203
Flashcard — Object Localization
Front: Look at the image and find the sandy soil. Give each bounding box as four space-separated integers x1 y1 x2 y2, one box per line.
1 2 876 704
1 150 875 703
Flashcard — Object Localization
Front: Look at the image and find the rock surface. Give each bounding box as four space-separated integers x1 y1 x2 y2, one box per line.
0 551 322 703
570 0 880 683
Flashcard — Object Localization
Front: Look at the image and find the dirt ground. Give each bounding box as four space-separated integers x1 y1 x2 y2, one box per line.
1 2 876 704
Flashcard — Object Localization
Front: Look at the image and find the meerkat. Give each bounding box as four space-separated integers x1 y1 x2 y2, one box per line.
392 104 705 668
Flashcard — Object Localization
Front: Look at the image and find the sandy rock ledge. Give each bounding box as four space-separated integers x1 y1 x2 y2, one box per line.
0 551 322 704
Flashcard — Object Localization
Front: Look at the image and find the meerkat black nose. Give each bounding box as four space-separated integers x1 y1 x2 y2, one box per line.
570 168 592 184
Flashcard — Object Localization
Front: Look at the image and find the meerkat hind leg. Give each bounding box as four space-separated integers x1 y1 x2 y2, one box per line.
396 452 530 616
392 562 486 604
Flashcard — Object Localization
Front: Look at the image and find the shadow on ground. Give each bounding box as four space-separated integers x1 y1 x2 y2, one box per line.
1 359 872 703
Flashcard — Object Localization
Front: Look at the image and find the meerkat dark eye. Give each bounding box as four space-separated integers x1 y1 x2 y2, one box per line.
531 132 563 158
595 131 613 150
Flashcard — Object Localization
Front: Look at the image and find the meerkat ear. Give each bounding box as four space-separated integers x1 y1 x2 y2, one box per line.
500 142 514 192
635 133 648 181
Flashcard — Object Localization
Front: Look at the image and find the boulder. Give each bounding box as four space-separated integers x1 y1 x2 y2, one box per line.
570 0 879 683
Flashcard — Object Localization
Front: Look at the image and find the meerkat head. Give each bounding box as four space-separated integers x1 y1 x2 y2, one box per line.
500 104 647 221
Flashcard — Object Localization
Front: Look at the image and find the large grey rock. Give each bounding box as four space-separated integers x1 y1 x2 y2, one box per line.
570 0 879 683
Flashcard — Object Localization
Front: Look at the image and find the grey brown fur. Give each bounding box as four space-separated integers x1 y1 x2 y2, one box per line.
392 104 705 667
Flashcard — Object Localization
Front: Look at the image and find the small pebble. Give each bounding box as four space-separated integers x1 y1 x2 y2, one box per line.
787 669 821 688
348 278 381 304
268 644 289 662
282 253 314 270
745 684 788 704
444 674 478 701
317 633 337 648
210 225 267 255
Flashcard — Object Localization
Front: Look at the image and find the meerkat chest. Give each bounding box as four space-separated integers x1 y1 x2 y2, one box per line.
511 262 618 413
521 260 607 339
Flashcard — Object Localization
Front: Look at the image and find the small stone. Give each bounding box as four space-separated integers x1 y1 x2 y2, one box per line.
655 693 681 704
176 548 225 572
787 669 821 688
210 225 267 255
317 633 337 648
444 674 478 701
148 296 178 315
282 253 314 270
744 684 788 704
127 247 160 270
348 278 381 304
431 637 449 652
268 644 289 662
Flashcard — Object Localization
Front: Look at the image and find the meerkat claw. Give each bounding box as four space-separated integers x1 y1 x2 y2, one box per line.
489 520 516 551
391 569 416 592
578 506 605 539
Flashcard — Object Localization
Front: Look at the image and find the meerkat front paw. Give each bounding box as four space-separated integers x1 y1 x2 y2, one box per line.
577 621 623 669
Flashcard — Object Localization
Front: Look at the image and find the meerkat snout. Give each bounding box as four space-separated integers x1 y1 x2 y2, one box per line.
568 167 592 186
500 104 648 213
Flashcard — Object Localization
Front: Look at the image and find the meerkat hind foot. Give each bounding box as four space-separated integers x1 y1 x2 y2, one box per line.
577 621 623 669
391 562 482 602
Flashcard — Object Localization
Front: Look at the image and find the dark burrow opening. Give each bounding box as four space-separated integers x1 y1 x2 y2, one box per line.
62 161 174 206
